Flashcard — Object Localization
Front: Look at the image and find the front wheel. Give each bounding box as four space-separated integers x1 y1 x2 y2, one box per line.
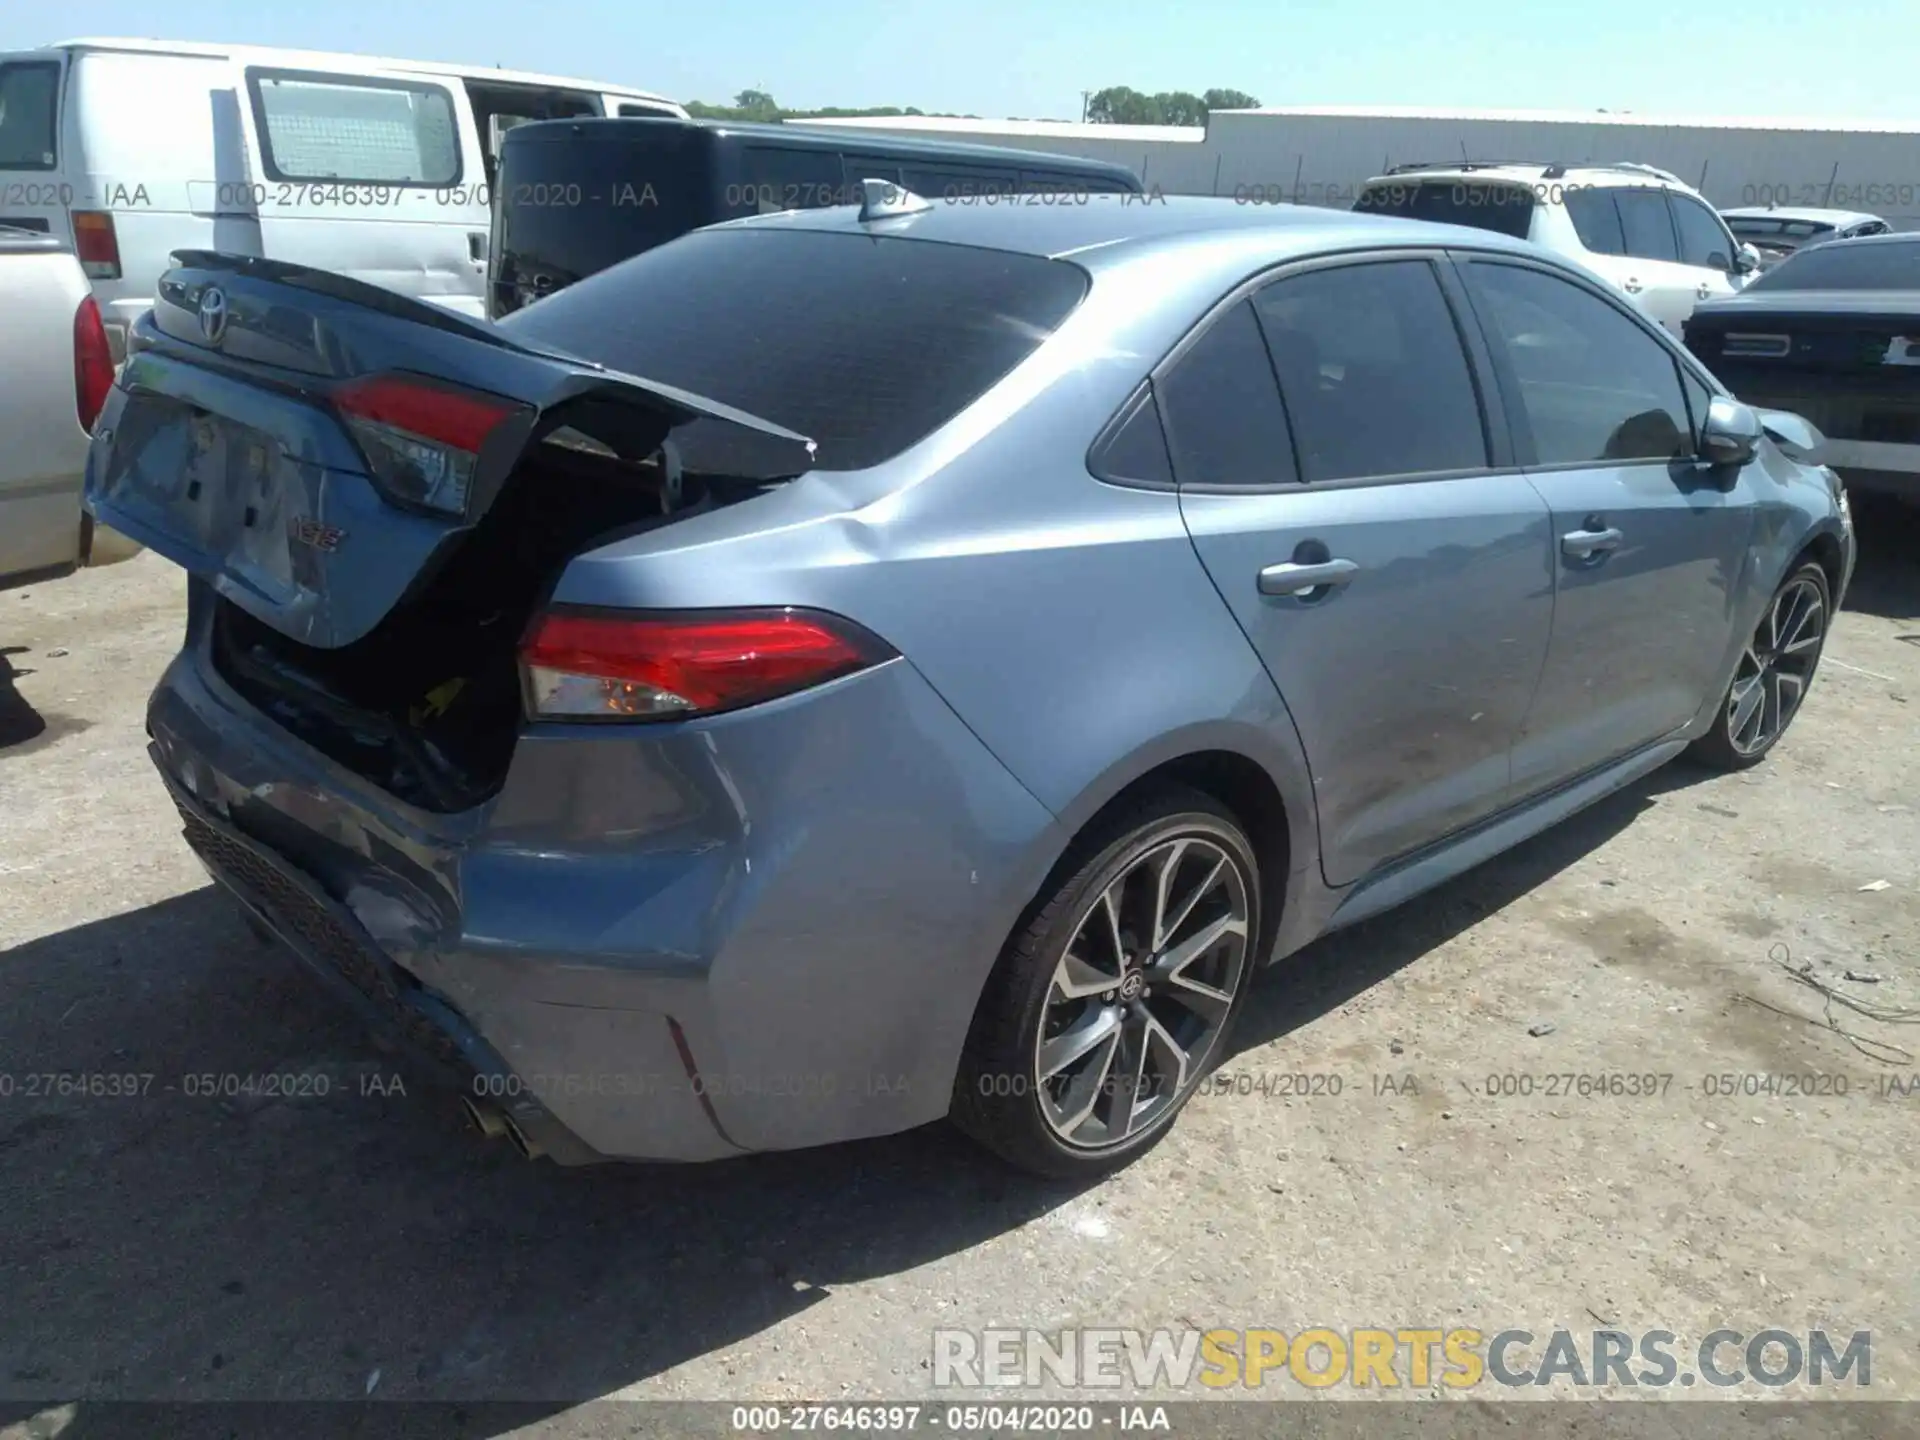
951 787 1260 1178
1689 560 1831 770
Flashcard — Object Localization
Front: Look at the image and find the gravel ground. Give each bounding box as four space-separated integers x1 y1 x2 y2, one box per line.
1 498 1915 1434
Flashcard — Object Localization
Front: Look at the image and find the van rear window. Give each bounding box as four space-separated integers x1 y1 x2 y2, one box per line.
492 126 718 310
1355 180 1536 240
500 228 1090 471
248 70 460 185
0 62 60 171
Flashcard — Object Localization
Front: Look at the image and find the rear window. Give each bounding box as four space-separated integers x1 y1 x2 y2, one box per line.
0 61 59 171
1748 237 1920 291
1354 180 1535 240
499 228 1090 471
1729 217 1834 242
248 70 459 185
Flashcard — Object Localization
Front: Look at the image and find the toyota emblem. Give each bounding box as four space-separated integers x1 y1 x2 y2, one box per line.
197 285 229 345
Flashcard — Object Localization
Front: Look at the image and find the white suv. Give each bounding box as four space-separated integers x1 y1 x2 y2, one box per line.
1354 162 1760 336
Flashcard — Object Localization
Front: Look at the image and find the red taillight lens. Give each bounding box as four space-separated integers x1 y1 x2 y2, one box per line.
334 374 524 517
73 295 114 434
71 210 121 279
519 608 895 721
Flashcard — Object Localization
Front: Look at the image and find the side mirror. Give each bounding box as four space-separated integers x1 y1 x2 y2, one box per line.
1700 396 1762 467
1733 243 1761 276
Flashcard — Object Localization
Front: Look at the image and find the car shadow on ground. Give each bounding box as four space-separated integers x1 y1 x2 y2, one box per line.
1838 491 1920 622
0 646 46 750
0 780 1696 1431
1229 760 1695 1058
0 884 1102 1425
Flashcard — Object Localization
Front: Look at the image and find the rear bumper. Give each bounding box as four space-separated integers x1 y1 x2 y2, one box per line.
162 773 614 1164
146 593 1063 1162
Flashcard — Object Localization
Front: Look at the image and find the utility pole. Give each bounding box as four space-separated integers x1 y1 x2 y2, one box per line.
1081 90 1091 123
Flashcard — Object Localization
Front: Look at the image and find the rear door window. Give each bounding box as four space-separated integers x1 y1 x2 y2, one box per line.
1614 187 1680 262
0 61 60 170
1670 196 1733 270
1565 188 1627 255
248 69 460 185
1090 389 1175 486
1354 180 1536 239
1155 300 1299 488
1252 260 1488 482
498 229 1090 471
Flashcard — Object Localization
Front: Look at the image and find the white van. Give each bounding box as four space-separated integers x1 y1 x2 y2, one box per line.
0 38 685 356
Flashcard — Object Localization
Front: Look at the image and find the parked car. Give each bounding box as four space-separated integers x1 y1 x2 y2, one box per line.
0 225 134 591
0 37 685 355
1685 230 1920 507
487 117 1143 316
1721 207 1892 272
1355 162 1760 336
88 194 1851 1177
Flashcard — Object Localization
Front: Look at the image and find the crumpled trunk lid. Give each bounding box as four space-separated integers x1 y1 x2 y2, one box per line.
86 252 814 649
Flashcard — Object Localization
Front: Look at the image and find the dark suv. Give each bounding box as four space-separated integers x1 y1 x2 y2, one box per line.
486 117 1143 317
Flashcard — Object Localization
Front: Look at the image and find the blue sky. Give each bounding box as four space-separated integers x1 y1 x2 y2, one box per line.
3 0 1914 122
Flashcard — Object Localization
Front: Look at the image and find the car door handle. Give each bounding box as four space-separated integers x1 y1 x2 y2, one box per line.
1623 278 1644 294
1561 526 1623 559
1258 558 1360 596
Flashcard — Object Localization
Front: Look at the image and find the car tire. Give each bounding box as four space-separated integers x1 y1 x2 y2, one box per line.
1688 560 1831 771
951 786 1260 1178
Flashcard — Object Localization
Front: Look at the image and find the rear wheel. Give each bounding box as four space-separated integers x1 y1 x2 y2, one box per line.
952 787 1259 1178
1689 561 1830 770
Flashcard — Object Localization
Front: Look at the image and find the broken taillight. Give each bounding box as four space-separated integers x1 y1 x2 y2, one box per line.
334 373 528 517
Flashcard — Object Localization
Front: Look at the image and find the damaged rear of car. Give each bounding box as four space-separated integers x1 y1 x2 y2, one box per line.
90 234 1085 1163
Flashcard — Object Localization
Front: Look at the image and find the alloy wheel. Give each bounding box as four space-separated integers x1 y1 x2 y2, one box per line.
1033 835 1250 1149
1728 574 1826 757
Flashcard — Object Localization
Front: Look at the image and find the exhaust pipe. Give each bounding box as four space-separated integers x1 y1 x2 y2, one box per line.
502 1112 546 1161
461 1096 510 1141
461 1094 547 1160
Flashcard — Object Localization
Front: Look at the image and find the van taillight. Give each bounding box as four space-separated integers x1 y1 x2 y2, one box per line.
73 295 114 434
71 211 121 280
519 608 896 721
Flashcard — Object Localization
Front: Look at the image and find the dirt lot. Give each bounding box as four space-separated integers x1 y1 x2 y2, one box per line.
1 499 1916 1433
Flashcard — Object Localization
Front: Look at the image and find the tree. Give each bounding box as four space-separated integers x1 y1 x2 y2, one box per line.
684 94 976 123
1085 86 1156 124
1202 88 1261 113
1086 86 1263 126
1154 91 1206 127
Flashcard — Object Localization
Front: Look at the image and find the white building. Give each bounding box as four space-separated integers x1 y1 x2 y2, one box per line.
786 106 1920 227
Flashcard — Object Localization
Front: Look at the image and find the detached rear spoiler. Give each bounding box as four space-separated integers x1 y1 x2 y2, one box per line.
158 250 818 481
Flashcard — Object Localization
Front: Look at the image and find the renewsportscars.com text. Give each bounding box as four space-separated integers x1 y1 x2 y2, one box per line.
932 1326 1872 1390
